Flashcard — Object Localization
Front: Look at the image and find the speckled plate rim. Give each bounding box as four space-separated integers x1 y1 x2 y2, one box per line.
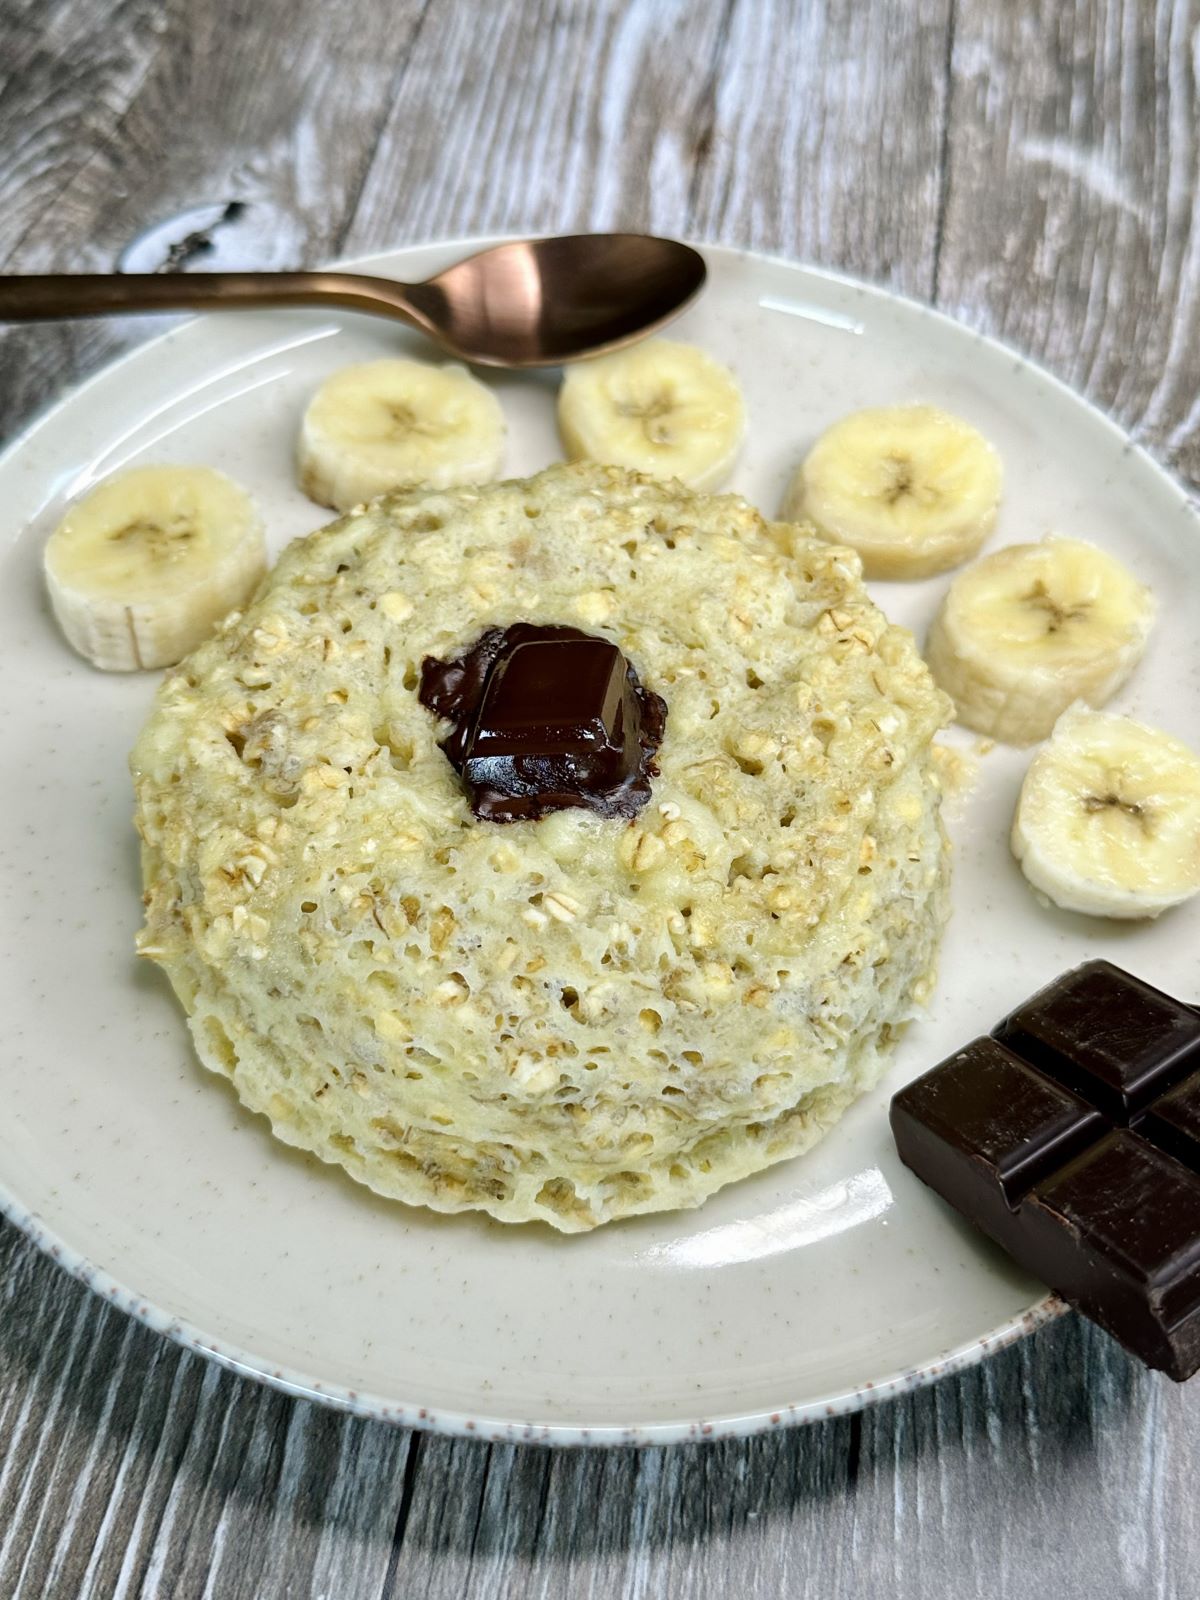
0 1198 1068 1444
6 233 1187 1446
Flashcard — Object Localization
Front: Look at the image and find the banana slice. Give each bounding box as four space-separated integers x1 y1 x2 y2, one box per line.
557 339 744 490
926 536 1156 746
781 405 1002 579
298 359 505 513
1012 705 1200 919
43 465 266 672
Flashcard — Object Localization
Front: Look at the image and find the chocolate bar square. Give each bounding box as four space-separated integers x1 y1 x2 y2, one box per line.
1031 1133 1200 1342
994 960 1200 1119
1139 1077 1200 1171
892 1038 1105 1209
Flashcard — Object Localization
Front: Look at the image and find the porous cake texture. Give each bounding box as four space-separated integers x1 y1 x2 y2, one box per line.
133 463 951 1230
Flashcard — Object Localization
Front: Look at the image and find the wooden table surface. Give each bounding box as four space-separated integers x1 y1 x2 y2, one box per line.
3 1 1199 1594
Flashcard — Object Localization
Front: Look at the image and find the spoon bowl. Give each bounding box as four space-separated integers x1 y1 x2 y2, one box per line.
0 234 707 368
404 234 708 366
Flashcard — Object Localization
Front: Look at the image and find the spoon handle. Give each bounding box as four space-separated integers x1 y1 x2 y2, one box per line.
0 271 420 325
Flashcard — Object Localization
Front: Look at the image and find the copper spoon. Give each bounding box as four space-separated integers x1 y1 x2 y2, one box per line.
0 234 707 369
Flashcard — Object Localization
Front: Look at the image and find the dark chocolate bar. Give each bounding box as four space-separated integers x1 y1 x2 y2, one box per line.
890 961 1200 1379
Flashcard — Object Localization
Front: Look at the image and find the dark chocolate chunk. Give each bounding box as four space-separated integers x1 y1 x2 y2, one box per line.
468 636 628 759
418 622 666 823
890 961 1200 1380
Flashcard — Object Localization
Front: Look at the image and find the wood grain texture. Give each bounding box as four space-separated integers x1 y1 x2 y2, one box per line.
3 0 1200 1596
937 0 1200 477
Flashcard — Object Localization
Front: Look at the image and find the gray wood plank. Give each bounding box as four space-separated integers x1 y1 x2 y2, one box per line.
0 0 428 450
0 1226 416 1599
0 0 168 269
381 1327 1200 1600
2 0 1200 1596
340 0 735 252
937 0 1200 471
687 0 955 298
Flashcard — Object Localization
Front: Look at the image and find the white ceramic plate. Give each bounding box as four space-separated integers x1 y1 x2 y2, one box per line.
2 240 1197 1446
